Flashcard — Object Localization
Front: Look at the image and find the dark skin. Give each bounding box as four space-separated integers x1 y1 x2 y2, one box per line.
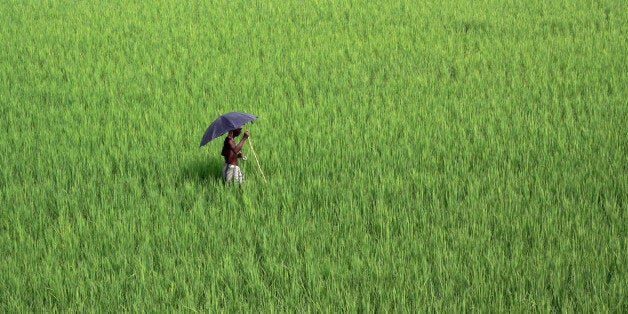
221 128 250 166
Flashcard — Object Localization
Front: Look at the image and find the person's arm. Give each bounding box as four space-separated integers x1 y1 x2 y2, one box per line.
227 131 250 154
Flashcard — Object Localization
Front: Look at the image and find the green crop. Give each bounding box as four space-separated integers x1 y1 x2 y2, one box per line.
1 0 626 311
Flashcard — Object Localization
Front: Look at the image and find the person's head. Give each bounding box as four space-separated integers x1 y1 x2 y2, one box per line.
231 127 243 137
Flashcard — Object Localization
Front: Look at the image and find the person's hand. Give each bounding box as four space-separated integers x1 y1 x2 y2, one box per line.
243 130 250 139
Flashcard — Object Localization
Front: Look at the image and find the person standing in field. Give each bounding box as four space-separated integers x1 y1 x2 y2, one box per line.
221 127 250 183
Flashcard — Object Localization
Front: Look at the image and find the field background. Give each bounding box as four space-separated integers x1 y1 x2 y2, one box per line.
1 0 626 311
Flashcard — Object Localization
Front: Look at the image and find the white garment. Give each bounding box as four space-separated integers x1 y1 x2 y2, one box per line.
222 163 244 183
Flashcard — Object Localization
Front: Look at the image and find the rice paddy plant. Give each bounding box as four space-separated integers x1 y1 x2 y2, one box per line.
0 0 626 311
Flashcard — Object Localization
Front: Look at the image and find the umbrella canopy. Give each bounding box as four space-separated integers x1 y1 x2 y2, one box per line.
200 112 257 147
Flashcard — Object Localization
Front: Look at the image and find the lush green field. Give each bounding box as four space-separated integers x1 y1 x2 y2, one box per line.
1 0 626 311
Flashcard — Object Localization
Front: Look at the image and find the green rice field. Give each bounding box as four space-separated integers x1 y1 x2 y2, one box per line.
1 0 626 311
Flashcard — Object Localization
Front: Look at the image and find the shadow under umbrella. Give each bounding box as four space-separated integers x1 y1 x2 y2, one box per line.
182 155 224 183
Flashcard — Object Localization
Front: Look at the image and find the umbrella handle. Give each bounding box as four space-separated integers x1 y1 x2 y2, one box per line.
248 139 267 183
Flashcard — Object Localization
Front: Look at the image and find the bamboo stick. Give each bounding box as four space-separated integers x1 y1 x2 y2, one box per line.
247 139 267 183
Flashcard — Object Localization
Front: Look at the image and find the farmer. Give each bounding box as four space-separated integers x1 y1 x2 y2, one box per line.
221 127 249 183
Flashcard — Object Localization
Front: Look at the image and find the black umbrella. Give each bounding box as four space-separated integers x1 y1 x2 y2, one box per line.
199 112 257 147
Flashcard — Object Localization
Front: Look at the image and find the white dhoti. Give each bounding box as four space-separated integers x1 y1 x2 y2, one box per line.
222 163 244 183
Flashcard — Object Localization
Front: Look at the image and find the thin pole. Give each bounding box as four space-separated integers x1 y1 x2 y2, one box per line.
247 139 267 183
